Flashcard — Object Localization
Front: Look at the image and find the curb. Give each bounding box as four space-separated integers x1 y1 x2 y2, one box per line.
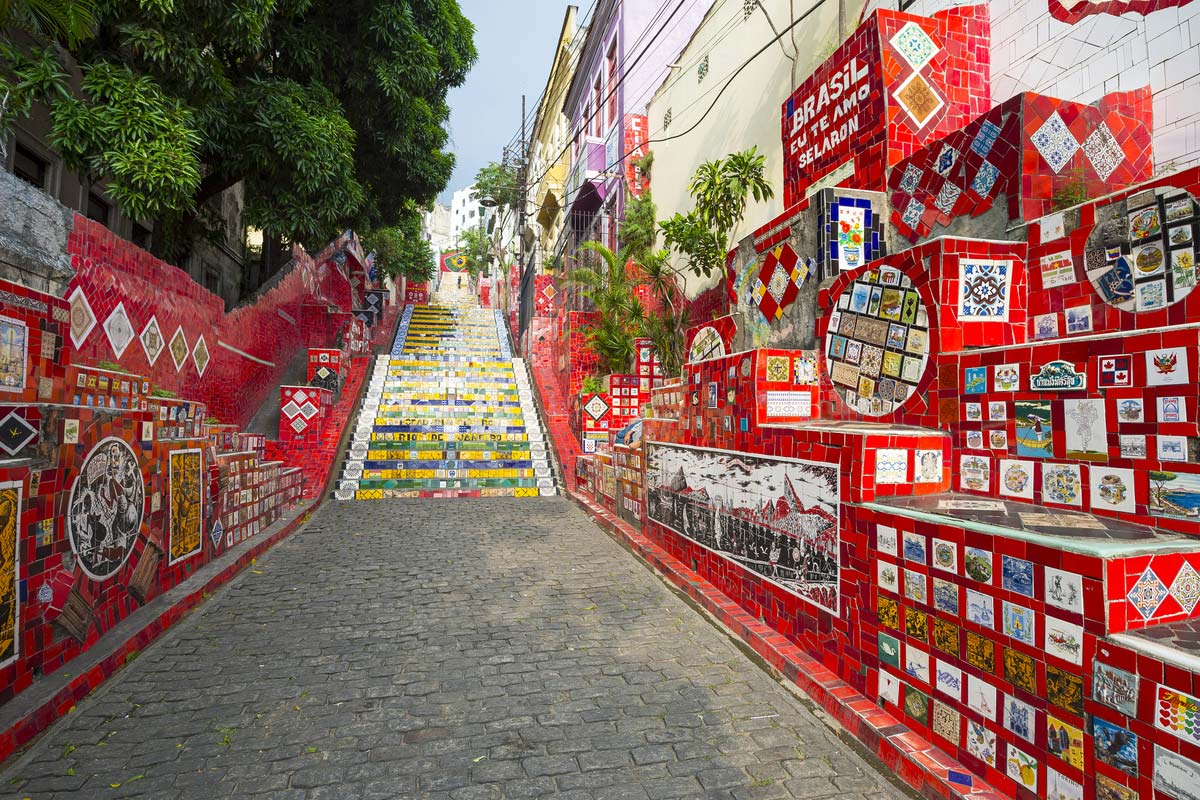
562 488 1007 800
0 501 319 764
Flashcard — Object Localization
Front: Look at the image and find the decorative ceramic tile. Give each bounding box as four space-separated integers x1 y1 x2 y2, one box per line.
1047 766 1083 800
964 547 992 584
1063 398 1108 460
584 395 610 420
1004 693 1037 742
1090 466 1136 513
931 701 959 744
1096 774 1137 800
878 631 901 668
873 448 908 484
904 568 928 604
1155 745 1200 800
934 659 962 700
932 578 958 615
903 685 929 725
1003 601 1036 645
765 354 790 382
1083 122 1124 181
904 644 930 684
67 286 96 349
878 670 901 705
0 411 37 456
1147 346 1190 386
1001 556 1035 597
1127 566 1169 620
1007 742 1038 793
1042 464 1083 506
1155 684 1200 748
1044 567 1084 614
899 164 923 195
169 326 189 372
902 531 927 563
932 144 958 177
889 20 938 69
971 160 1000 197
894 71 944 130
966 719 997 767
959 259 1011 319
1031 111 1080 173
1094 717 1138 776
1004 648 1037 694
192 335 210 378
934 181 962 214
998 459 1035 500
1094 661 1138 715
915 449 942 483
967 673 997 721
1100 355 1133 388
103 302 135 359
901 198 926 231
139 315 164 366
1045 617 1084 665
1047 666 1084 714
970 120 1001 158
1171 563 1200 615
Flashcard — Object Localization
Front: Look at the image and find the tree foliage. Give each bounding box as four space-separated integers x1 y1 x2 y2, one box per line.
568 241 644 376
0 0 95 46
1 0 476 263
661 147 773 280
472 160 519 210
456 223 489 279
363 208 435 283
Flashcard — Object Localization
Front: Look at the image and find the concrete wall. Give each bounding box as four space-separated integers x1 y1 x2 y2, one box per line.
646 0 862 299
0 169 74 296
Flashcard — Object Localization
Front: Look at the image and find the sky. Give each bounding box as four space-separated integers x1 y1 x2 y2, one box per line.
440 0 577 204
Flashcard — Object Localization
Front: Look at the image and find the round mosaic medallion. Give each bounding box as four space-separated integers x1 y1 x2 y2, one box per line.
823 266 931 416
67 437 145 580
1084 186 1199 312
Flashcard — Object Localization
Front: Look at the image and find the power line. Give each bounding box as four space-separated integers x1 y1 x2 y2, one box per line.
548 0 829 216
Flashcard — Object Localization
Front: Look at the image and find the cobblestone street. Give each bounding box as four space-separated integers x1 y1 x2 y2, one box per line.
4 499 912 800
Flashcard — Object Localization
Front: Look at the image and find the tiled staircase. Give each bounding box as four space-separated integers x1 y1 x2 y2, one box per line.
335 283 557 500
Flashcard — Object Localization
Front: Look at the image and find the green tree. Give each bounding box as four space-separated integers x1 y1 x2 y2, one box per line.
660 147 773 279
567 241 644 376
1 0 476 264
0 0 95 45
362 208 435 284
456 223 489 279
472 160 519 210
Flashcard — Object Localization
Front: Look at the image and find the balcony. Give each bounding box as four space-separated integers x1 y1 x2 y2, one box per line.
565 136 610 215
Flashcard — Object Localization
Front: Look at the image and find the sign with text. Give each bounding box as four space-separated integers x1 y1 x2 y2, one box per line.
781 24 884 206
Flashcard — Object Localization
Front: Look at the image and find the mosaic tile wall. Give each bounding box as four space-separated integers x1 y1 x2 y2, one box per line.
0 215 387 712
886 91 1153 243
781 5 990 207
0 275 310 705
67 217 369 428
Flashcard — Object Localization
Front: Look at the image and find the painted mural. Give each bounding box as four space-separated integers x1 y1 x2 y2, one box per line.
645 442 840 613
0 483 18 667
67 437 146 581
169 449 203 564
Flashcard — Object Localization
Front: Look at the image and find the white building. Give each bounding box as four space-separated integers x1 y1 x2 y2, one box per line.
421 202 453 253
450 184 495 244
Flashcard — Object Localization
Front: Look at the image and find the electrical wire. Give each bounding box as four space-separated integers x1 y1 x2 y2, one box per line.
533 0 828 217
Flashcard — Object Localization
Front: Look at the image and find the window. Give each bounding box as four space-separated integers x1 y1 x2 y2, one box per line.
469 209 475 218
203 262 221 295
12 142 49 189
593 77 603 135
606 41 618 126
86 191 111 227
583 101 592 139
131 223 152 250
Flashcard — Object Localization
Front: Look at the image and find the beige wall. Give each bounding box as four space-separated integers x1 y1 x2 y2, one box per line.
645 0 864 298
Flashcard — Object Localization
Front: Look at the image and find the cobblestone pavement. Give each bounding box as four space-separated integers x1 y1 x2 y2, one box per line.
4 498 913 800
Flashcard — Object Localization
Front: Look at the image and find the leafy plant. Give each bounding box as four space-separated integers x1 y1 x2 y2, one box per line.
581 375 603 395
567 241 644 376
472 161 520 210
661 147 773 279
0 0 96 46
363 208 436 283
456 224 490 279
621 191 658 265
